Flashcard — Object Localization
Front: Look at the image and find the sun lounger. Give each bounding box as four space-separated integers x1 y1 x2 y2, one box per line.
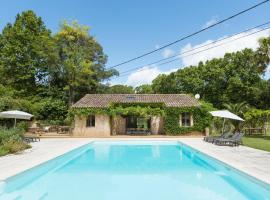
24 135 40 143
204 132 231 143
214 132 244 146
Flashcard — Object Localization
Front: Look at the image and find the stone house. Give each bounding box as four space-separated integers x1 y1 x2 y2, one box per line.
72 94 201 137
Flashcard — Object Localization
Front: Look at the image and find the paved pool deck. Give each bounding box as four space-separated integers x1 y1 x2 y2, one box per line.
0 138 270 185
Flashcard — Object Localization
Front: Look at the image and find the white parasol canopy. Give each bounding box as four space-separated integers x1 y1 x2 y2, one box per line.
210 110 244 121
0 110 33 127
209 110 244 134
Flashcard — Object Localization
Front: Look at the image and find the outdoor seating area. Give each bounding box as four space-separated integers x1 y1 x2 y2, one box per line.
204 110 246 147
27 125 72 136
204 132 245 146
126 128 151 135
24 135 40 143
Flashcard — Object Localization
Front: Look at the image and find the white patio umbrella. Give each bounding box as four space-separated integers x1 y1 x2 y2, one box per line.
0 110 33 127
209 110 244 134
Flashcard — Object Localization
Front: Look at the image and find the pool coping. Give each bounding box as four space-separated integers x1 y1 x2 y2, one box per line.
177 141 270 190
0 138 91 181
0 138 269 186
178 138 270 185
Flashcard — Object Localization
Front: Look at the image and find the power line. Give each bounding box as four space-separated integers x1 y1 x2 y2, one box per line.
112 26 270 79
107 0 270 69
117 21 270 75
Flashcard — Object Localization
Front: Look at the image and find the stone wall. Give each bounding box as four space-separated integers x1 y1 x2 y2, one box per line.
111 116 126 135
151 116 164 135
73 114 166 137
73 114 111 137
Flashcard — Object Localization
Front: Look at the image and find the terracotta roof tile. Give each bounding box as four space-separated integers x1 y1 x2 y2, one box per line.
72 94 200 108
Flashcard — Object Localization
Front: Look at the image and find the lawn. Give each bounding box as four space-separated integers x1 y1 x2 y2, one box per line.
242 135 270 152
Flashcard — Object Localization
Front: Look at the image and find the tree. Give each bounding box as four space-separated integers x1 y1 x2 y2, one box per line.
216 102 248 132
151 37 270 109
152 74 177 94
0 10 56 95
53 21 118 105
256 80 270 109
135 84 153 94
256 37 270 73
106 85 134 94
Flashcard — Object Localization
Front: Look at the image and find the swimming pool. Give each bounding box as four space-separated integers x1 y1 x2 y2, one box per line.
0 141 269 200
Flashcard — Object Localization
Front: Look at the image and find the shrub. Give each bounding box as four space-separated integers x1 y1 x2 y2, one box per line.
0 127 31 156
1 140 31 154
0 148 9 156
35 98 68 125
244 109 270 127
17 121 29 131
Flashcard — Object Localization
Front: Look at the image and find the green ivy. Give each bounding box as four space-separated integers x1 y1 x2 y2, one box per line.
69 102 213 135
164 106 212 135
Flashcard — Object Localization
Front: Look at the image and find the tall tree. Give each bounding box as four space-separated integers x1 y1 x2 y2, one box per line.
106 84 134 94
0 10 55 95
152 74 177 94
151 36 270 109
53 21 117 105
223 102 249 132
135 84 153 94
256 37 270 73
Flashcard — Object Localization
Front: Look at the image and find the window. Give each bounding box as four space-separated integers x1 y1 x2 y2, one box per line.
181 113 191 127
86 115 95 127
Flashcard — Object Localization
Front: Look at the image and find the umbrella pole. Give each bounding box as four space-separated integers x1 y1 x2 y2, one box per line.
14 118 16 128
222 118 226 134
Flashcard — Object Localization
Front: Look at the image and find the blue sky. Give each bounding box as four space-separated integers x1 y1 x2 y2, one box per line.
0 0 270 86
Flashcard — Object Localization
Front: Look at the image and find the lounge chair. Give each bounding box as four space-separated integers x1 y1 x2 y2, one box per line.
204 132 231 143
24 135 40 143
214 132 244 146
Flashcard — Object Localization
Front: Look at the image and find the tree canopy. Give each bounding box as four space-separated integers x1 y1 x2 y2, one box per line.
0 11 117 124
53 21 117 105
0 10 270 127
152 44 270 109
0 10 55 95
106 85 134 94
135 84 153 94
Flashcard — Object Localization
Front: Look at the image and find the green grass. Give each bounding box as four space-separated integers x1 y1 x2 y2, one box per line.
242 135 270 152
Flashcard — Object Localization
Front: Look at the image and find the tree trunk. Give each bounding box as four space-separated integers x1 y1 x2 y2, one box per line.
69 85 74 107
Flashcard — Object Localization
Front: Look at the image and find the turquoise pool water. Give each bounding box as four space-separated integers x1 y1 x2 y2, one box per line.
0 141 269 200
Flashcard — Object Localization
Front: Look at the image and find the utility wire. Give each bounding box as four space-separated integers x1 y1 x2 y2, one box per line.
117 21 270 75
107 0 270 69
112 26 270 79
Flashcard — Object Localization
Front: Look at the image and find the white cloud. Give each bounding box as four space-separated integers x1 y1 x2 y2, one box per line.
161 48 175 58
264 65 270 80
180 28 270 66
155 44 160 49
126 66 178 86
202 16 218 28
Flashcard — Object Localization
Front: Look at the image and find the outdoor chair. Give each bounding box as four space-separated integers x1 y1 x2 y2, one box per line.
204 132 231 143
24 135 40 143
214 132 245 146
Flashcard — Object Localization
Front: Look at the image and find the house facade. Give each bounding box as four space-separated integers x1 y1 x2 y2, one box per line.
71 94 204 137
